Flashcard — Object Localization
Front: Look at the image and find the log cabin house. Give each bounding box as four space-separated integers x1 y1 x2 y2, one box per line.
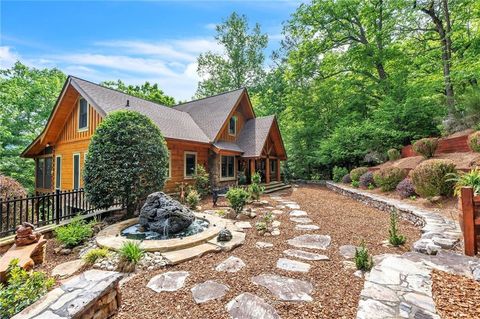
21 76 288 194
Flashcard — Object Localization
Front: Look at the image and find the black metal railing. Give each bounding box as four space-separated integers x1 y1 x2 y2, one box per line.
0 189 122 237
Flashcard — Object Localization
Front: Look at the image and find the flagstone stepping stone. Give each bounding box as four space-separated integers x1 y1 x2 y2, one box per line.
339 245 358 259
295 224 320 231
265 206 275 210
276 258 311 272
276 205 286 209
283 249 329 261
286 204 300 209
252 274 314 302
215 256 246 272
51 259 86 278
256 242 274 249
290 217 313 224
235 221 252 229
289 210 308 217
191 280 229 304
147 271 189 292
226 292 279 319
271 210 284 215
287 234 331 250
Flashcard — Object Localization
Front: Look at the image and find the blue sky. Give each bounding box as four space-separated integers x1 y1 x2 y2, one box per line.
1 1 300 100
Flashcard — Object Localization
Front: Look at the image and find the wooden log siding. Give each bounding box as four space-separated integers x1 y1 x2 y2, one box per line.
401 134 470 158
460 187 480 256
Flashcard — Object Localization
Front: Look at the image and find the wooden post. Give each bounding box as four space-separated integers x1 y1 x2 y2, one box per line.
250 159 255 182
265 158 270 184
461 187 477 256
276 159 281 182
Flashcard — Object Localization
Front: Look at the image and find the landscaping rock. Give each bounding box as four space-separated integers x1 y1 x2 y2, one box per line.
217 228 233 242
283 249 329 261
287 234 331 250
290 217 313 224
339 245 358 259
295 224 320 231
191 280 229 304
276 258 311 272
271 210 284 215
226 293 279 319
286 204 300 209
234 221 252 229
147 271 189 292
252 274 314 301
139 192 195 234
256 242 274 249
215 256 246 273
51 259 85 278
271 229 281 236
289 210 308 217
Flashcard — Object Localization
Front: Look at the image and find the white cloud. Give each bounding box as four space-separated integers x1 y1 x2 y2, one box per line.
205 23 217 30
0 46 19 69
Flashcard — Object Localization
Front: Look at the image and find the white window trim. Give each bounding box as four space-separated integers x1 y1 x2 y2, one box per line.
77 98 89 132
73 153 81 189
55 155 62 189
167 150 172 179
220 155 236 181
184 151 197 179
228 116 237 136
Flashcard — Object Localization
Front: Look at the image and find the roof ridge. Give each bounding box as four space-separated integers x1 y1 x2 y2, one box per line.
173 87 245 108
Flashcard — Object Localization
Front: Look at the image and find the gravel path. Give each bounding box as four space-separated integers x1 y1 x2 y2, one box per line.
114 185 420 319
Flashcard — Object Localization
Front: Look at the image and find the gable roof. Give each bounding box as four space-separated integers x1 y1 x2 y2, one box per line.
173 88 245 141
237 115 278 158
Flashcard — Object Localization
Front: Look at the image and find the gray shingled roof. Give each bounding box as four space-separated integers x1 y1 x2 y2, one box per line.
71 77 210 143
237 116 275 157
213 141 243 153
173 89 245 141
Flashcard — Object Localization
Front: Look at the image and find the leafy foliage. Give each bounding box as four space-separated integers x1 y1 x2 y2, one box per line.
186 189 200 210
84 110 168 216
447 168 480 197
332 166 349 183
387 149 401 161
83 248 109 264
194 164 210 198
359 171 375 189
354 241 374 271
396 178 416 199
248 172 264 201
412 138 439 159
54 217 94 248
342 174 352 184
388 210 406 246
350 167 369 182
411 159 457 198
0 174 27 199
101 80 175 106
0 259 55 319
467 131 480 152
119 241 144 264
373 167 407 192
226 187 250 215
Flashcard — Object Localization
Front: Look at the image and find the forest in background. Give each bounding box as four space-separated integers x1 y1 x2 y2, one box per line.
1 0 479 191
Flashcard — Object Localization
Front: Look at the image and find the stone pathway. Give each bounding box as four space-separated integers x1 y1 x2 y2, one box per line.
289 210 308 217
276 258 311 272
252 274 314 301
287 234 331 250
226 293 280 319
283 249 329 261
290 217 313 224
215 256 246 273
295 224 320 231
191 280 229 304
147 271 189 292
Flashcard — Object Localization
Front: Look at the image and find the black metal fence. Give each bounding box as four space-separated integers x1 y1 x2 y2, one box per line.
0 189 122 237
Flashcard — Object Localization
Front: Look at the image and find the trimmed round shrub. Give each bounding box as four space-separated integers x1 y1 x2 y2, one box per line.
468 131 480 152
373 167 407 192
396 178 416 199
411 159 457 197
342 174 352 184
359 171 375 189
387 148 401 161
350 167 369 182
412 138 439 159
332 166 349 182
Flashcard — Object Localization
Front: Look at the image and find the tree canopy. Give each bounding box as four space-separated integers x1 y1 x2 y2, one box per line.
101 80 175 106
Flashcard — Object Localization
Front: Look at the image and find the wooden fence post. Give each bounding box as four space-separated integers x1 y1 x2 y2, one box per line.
55 189 61 224
461 187 477 256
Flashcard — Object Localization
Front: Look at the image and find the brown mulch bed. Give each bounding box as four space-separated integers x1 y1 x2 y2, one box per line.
35 238 81 275
115 185 421 319
432 269 480 318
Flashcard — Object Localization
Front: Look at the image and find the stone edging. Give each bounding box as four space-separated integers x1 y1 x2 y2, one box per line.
325 182 462 255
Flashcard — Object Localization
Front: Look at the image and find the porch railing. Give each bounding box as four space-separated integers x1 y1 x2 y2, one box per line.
0 189 122 237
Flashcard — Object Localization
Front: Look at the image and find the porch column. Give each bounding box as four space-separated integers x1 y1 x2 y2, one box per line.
250 159 255 180
276 159 281 182
265 158 270 184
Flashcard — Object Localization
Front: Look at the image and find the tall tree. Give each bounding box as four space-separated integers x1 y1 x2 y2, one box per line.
0 62 66 191
195 12 268 97
101 80 175 106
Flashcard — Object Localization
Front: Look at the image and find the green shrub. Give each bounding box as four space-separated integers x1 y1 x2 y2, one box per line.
373 167 407 192
411 159 457 197
387 148 401 161
351 180 360 188
186 189 200 209
468 131 480 152
83 248 109 264
350 167 369 182
354 241 374 271
412 138 439 159
194 164 210 198
447 168 480 197
84 110 169 217
0 259 55 319
388 210 406 246
332 166 349 182
119 241 143 264
226 187 250 215
248 173 265 201
54 218 94 248
252 172 261 184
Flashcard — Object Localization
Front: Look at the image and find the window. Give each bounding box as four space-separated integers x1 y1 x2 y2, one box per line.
228 116 237 135
166 150 171 179
78 98 88 130
35 157 52 189
221 156 235 179
55 156 62 189
73 153 80 189
184 152 197 178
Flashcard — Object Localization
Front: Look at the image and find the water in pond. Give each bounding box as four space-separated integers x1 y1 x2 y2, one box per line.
121 218 209 240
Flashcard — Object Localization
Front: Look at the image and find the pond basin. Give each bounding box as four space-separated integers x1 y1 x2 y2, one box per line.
121 218 210 240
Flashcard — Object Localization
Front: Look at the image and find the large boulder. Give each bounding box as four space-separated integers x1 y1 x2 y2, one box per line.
139 192 195 234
